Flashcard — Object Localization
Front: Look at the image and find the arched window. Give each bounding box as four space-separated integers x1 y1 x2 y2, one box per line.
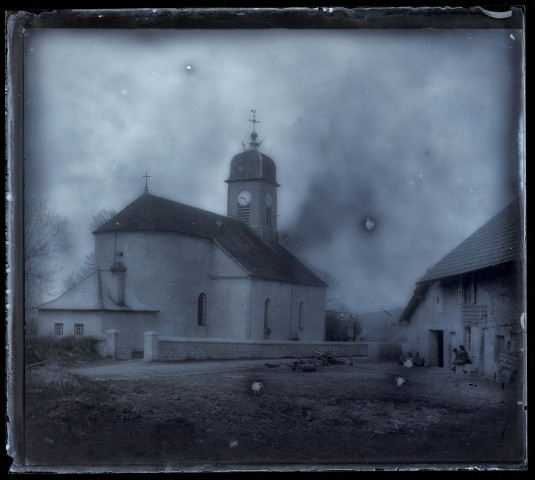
298 301 305 329
197 292 207 326
264 298 271 339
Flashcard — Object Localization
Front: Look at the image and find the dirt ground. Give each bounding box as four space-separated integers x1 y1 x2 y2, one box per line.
23 357 526 471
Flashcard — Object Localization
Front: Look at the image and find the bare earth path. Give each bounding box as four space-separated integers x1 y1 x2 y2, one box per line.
24 358 526 471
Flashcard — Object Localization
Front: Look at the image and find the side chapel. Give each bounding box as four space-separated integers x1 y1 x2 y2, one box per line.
37 113 327 353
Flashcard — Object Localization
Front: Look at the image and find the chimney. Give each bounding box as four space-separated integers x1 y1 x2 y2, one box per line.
111 252 127 306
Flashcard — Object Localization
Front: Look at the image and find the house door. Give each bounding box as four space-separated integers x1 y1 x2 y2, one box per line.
428 329 444 367
476 329 485 375
448 331 457 367
494 335 505 376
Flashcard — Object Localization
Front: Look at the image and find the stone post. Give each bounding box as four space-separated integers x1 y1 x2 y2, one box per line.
367 342 382 362
106 329 118 359
144 331 159 362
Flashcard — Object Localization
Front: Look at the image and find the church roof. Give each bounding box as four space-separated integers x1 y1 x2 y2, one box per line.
226 149 278 186
38 270 159 311
417 197 523 283
94 193 326 287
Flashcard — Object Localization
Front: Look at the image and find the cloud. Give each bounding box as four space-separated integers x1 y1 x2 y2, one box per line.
22 27 523 310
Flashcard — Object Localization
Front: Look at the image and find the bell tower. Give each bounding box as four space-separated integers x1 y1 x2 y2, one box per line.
225 110 280 243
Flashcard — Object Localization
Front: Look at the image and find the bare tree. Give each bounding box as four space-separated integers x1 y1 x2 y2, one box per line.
62 252 97 291
24 201 72 327
89 207 116 232
62 208 116 291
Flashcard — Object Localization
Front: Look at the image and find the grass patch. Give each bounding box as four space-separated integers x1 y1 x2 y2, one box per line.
26 335 104 365
26 364 94 392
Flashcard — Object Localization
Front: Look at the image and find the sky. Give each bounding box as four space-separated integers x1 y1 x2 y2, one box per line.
22 23 524 314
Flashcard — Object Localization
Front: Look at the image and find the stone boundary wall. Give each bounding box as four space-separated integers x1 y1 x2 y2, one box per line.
144 332 386 362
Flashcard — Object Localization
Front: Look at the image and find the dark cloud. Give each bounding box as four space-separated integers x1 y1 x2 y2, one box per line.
22 27 524 312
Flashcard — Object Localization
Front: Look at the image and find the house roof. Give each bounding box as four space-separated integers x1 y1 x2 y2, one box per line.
417 198 523 283
38 270 159 312
94 193 326 287
400 198 523 322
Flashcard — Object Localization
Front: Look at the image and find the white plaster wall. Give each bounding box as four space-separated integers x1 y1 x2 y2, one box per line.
289 284 326 341
96 231 214 337
94 230 326 342
96 231 257 340
406 280 471 368
249 280 326 341
101 311 159 351
37 310 103 336
208 278 251 338
405 266 523 379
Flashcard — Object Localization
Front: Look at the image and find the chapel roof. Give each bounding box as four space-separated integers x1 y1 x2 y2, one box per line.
94 193 326 287
417 197 523 283
38 269 159 311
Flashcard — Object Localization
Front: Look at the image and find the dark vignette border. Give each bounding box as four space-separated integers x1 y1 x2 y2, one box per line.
5 5 526 473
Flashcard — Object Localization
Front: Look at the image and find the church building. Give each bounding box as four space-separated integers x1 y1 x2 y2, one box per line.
37 113 327 355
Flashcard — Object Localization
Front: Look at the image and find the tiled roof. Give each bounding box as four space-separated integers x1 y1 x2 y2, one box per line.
95 193 326 287
38 270 159 311
418 198 523 283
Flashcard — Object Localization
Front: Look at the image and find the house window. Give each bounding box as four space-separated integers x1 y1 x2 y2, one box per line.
265 206 272 227
434 283 444 312
54 323 63 336
264 298 271 339
464 327 473 354
462 305 487 328
197 292 207 326
74 324 84 335
298 301 305 329
238 205 250 224
468 278 476 304
459 277 476 304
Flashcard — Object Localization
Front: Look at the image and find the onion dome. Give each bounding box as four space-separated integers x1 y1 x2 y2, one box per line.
226 110 279 186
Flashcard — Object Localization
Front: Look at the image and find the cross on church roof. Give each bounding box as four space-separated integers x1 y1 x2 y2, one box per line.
143 172 150 194
249 109 260 132
248 109 264 150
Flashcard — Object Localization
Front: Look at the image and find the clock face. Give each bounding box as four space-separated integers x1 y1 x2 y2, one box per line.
266 193 273 207
238 190 251 206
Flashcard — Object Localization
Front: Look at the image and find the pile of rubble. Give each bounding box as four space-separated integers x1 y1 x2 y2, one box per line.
292 350 346 372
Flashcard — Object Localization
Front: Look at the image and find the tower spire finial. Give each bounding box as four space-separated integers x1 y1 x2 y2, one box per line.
248 109 261 150
249 109 260 132
143 171 150 194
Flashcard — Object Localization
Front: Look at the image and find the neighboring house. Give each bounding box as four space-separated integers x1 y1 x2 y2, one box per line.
400 198 524 380
358 308 407 361
37 120 327 353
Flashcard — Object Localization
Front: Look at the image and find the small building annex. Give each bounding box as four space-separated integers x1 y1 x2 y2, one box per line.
37 117 327 354
400 198 525 381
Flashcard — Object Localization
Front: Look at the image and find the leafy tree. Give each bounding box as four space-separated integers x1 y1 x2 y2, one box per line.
62 208 116 291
